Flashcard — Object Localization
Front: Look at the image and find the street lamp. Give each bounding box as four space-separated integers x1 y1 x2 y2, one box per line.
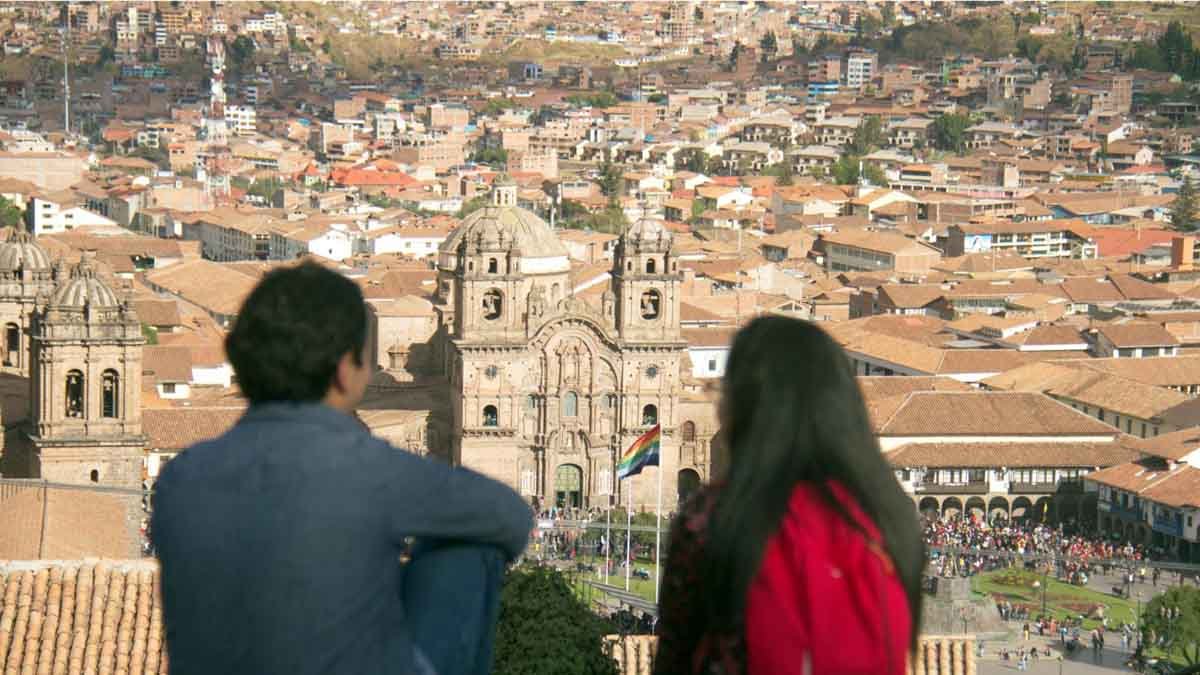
1162 605 1181 661
1136 592 1143 652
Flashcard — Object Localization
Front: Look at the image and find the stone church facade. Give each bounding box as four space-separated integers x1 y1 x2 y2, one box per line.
0 236 145 491
433 176 698 511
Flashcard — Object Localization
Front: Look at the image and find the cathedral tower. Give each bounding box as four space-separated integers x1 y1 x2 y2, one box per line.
29 251 145 488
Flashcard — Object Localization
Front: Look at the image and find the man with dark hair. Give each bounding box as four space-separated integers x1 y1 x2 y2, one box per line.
151 261 532 675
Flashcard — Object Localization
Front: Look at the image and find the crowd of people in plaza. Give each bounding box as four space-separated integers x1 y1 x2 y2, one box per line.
922 514 1152 582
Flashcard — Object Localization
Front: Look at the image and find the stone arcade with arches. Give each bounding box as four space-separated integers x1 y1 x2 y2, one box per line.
433 175 698 511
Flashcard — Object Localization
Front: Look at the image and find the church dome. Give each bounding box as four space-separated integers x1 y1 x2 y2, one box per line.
625 218 672 250
0 230 53 274
438 200 570 274
49 253 121 308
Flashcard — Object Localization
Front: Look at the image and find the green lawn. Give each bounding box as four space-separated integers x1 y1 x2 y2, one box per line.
971 568 1137 631
568 555 661 606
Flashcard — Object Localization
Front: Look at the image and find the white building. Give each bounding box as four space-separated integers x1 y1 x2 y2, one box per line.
846 51 878 89
25 196 118 235
682 327 734 379
224 105 257 137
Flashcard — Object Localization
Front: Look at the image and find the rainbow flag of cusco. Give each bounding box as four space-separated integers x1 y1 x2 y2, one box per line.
617 425 661 479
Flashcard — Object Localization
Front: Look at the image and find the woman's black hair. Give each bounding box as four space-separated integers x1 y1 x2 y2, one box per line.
702 315 924 646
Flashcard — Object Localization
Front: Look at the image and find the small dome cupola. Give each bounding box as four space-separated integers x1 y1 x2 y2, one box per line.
492 173 518 207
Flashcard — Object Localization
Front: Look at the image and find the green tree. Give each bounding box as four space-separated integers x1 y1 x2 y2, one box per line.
485 98 519 116
880 3 895 27
690 199 706 223
0 196 22 229
759 32 778 61
248 177 285 202
848 115 884 156
597 161 622 199
932 113 972 154
228 35 256 73
763 160 794 186
457 195 489 218
1141 586 1200 665
1171 175 1198 233
830 156 885 186
141 323 159 345
1158 21 1198 79
473 146 509 167
493 565 618 675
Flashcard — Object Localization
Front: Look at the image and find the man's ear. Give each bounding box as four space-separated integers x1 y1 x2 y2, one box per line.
331 351 355 394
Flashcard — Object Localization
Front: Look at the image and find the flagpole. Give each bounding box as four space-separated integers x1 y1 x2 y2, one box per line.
654 448 663 605
604 493 612 583
625 477 633 592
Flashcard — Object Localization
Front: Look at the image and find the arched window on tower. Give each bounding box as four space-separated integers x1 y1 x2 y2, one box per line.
66 370 85 418
488 258 498 274
102 369 120 418
642 404 658 426
646 258 656 273
682 420 696 442
563 391 578 417
482 405 498 427
4 323 18 367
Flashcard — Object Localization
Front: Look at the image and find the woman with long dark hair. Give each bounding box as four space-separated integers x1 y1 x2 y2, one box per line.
655 316 924 674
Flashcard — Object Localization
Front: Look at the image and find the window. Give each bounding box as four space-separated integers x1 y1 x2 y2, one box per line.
102 370 119 418
606 394 617 409
488 258 498 274
482 405 498 427
1141 422 1147 437
708 359 717 372
646 258 656 274
642 404 658 426
89 469 99 483
562 392 578 417
162 382 177 394
4 323 17 367
65 370 84 418
1125 419 1132 433
525 395 536 410
1098 410 1105 422
682 420 696 442
640 290 661 319
482 289 502 320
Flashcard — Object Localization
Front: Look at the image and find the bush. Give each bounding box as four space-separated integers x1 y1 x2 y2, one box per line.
493 565 618 675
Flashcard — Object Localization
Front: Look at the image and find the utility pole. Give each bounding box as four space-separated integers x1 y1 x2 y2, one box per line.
62 3 70 137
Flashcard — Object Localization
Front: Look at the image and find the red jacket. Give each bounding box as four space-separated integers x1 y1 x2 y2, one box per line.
656 481 912 675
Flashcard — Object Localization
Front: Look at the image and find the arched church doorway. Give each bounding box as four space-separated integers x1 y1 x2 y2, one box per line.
555 463 583 509
677 469 701 507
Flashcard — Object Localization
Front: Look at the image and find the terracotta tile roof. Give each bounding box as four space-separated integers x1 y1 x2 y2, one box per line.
1096 322 1180 348
1045 370 1190 421
681 327 737 348
876 284 944 309
1059 278 1126 304
142 407 244 451
0 561 167 675
1086 458 1177 495
1073 355 1200 388
934 349 1086 376
131 299 182 328
887 441 1138 468
1124 427 1200 461
142 345 193 384
1107 274 1176 302
820 229 940 256
876 391 1121 437
1140 465 1200 508
679 300 726 323
144 260 266 317
0 487 139 560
